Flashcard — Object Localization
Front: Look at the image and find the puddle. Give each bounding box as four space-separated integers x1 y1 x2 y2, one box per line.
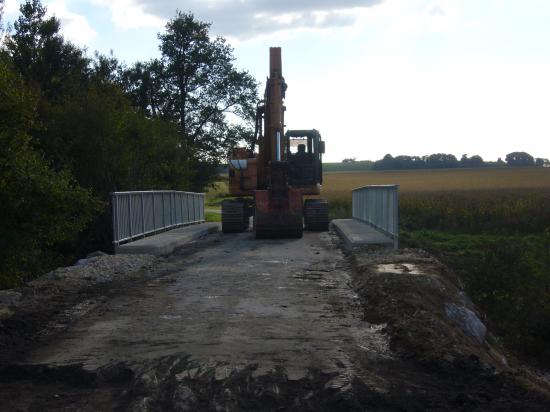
376 263 424 275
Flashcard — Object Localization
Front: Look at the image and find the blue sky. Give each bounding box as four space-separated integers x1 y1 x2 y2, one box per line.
3 0 550 162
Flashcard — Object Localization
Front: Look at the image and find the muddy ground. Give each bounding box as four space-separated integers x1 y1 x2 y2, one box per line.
0 230 549 411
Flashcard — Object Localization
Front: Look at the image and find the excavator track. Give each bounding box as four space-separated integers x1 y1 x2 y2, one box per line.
304 199 329 231
222 200 249 233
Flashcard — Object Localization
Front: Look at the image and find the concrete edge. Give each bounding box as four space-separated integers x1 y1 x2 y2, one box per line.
331 220 354 252
331 219 394 252
115 223 219 256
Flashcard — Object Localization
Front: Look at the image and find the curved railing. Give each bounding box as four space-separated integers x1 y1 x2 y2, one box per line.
111 191 205 246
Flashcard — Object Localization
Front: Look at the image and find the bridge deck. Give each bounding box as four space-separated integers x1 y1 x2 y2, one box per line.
115 223 219 256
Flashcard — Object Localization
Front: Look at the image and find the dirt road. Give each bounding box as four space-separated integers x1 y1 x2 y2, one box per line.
25 231 382 378
1 230 549 411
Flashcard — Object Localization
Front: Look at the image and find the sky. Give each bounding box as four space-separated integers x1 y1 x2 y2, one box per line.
3 0 550 162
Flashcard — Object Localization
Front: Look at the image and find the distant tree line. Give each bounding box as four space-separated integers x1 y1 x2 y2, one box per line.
371 152 549 170
0 0 257 286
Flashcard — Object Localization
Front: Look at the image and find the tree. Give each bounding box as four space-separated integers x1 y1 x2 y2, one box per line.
0 56 100 286
120 59 165 117
5 0 89 101
158 12 257 147
505 152 535 167
425 153 459 169
122 12 258 188
535 158 549 167
3 0 198 260
460 154 484 168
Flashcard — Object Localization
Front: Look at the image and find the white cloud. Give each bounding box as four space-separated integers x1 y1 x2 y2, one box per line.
4 0 19 15
91 0 165 30
47 0 98 46
90 0 382 38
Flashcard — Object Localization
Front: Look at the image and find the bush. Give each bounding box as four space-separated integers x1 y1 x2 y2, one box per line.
402 230 550 366
0 58 101 287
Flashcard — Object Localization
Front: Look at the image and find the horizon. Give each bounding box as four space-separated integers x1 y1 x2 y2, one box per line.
3 0 550 162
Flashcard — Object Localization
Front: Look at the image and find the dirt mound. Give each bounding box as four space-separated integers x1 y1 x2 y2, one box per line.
351 247 550 408
0 254 158 364
352 248 505 367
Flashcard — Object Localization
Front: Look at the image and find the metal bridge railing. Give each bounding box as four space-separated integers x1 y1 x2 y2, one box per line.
352 185 399 249
111 191 205 246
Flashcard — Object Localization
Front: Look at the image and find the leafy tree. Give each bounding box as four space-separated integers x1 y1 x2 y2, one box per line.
43 80 193 196
506 151 535 167
2 0 197 265
5 0 89 101
425 153 459 169
122 12 258 188
374 154 424 170
535 158 549 167
159 12 257 147
372 154 395 170
120 59 164 117
0 56 100 287
460 154 484 168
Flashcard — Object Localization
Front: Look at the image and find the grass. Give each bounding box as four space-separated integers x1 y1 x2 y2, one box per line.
205 179 228 209
205 211 221 222
402 230 550 365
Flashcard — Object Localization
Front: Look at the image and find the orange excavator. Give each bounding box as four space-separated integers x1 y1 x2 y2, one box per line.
222 47 328 238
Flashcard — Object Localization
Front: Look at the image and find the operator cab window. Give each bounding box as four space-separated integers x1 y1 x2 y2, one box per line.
289 138 310 154
290 139 307 154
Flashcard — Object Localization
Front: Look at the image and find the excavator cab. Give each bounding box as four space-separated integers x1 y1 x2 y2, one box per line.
287 130 325 190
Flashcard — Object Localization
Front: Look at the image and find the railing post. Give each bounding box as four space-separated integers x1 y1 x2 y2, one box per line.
394 187 399 249
128 193 133 239
141 192 145 235
161 192 165 229
111 193 118 246
152 192 156 232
